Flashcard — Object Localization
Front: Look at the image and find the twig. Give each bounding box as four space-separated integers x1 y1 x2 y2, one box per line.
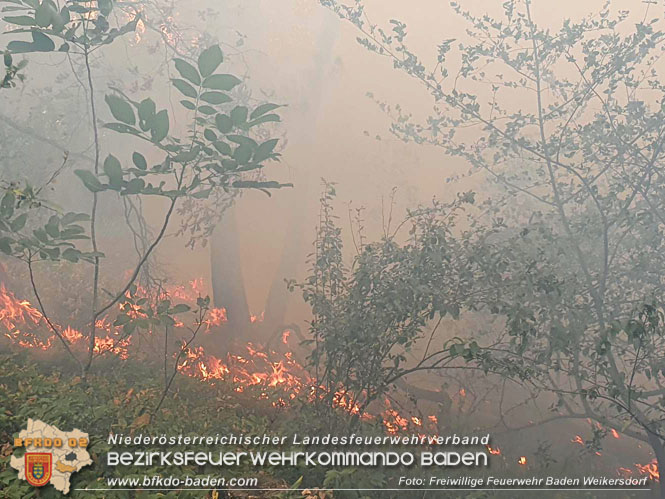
27 256 84 373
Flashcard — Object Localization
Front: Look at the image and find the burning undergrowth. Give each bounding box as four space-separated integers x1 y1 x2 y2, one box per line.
0 279 438 436
0 279 660 484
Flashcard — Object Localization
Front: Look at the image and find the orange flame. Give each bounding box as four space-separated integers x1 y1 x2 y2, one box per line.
0 285 42 331
636 459 660 481
518 456 527 466
617 467 633 477
250 311 265 323
206 307 227 328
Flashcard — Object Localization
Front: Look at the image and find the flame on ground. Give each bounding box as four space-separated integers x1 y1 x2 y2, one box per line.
250 311 265 324
636 459 660 482
4 281 643 472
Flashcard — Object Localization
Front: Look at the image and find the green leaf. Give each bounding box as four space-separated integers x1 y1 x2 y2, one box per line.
192 188 211 199
170 303 191 314
215 114 233 134
1 192 15 218
180 100 196 110
233 144 252 164
98 0 113 17
172 79 198 99
227 135 258 149
221 158 237 170
104 123 141 136
230 106 248 126
138 98 156 130
202 74 241 91
105 95 135 125
103 154 123 188
197 45 223 77
247 113 280 127
6 41 35 53
34 228 49 243
132 152 147 170
0 237 12 255
8 31 55 53
254 138 279 163
173 147 200 163
200 91 231 105
213 141 231 156
35 3 55 27
60 247 80 262
232 180 293 194
123 321 137 335
174 58 201 86
114 314 131 326
3 53 12 67
151 110 169 142
68 4 91 14
61 212 90 224
250 103 281 120
3 16 36 26
124 178 145 194
10 213 27 232
32 30 55 51
74 169 105 193
198 105 216 115
203 128 217 142
45 216 60 238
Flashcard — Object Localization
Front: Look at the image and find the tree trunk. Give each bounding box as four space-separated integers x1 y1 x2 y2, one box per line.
646 431 665 498
210 206 250 339
259 13 339 337
261 179 309 335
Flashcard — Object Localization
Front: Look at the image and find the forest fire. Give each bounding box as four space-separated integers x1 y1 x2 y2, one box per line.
0 278 450 446
0 280 659 479
3 0 665 494
177 343 306 398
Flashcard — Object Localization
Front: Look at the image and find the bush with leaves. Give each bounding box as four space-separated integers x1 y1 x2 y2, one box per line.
292 183 497 427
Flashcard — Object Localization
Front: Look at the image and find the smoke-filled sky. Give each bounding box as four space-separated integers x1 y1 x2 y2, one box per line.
202 0 652 316
1 0 656 317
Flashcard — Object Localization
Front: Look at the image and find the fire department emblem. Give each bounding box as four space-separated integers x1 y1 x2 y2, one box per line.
25 453 52 487
11 419 92 494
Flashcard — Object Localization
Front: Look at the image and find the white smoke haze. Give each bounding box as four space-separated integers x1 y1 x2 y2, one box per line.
2 0 665 496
